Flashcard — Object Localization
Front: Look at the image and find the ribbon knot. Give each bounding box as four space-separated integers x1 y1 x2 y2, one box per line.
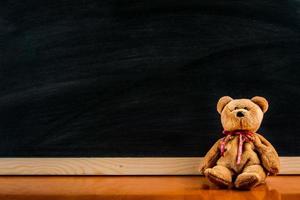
220 130 253 164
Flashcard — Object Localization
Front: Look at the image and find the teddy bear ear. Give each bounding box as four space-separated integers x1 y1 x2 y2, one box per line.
217 96 233 114
251 96 269 113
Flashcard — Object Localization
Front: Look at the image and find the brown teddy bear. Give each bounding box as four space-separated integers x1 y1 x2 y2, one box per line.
199 96 280 190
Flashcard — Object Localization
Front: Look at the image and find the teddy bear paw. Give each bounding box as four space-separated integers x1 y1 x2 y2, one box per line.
235 173 261 190
204 168 232 188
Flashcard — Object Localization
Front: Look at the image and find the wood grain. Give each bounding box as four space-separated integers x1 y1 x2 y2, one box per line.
0 176 298 200
0 157 298 175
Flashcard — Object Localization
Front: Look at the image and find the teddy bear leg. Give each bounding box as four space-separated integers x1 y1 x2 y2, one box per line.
235 164 266 190
204 165 233 188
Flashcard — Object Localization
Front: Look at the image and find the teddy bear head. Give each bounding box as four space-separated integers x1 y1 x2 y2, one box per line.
217 96 269 132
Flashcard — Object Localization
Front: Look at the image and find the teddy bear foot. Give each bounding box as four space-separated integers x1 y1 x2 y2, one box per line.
204 167 232 188
234 173 260 190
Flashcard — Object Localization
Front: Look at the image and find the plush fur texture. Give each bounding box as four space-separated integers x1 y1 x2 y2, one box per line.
199 96 280 190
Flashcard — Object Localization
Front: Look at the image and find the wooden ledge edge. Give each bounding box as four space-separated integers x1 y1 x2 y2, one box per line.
0 157 297 175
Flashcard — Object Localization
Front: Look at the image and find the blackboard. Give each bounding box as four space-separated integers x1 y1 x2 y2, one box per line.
0 0 299 162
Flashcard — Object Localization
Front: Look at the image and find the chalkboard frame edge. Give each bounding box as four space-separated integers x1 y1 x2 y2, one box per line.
0 157 297 175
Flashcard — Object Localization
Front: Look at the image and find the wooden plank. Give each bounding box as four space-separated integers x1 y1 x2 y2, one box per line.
0 176 299 200
0 157 298 175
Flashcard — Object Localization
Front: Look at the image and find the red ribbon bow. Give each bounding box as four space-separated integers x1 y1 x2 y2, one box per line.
220 130 253 164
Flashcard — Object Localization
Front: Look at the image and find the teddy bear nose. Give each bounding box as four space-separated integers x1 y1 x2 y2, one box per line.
236 111 245 117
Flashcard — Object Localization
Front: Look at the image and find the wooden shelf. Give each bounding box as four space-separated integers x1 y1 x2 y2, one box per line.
0 157 298 175
0 176 298 199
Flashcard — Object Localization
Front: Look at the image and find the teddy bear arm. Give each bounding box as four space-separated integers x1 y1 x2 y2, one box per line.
255 134 280 175
199 139 222 174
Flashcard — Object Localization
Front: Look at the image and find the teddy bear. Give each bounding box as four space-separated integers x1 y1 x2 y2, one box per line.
199 96 280 190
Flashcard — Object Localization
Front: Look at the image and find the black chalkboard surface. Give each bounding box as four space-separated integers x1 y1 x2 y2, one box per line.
0 0 299 158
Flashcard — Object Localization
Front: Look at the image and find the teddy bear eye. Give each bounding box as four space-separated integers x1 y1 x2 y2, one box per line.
244 107 249 110
234 107 239 110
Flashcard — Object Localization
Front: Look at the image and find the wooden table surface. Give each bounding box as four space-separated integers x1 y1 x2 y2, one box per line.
0 176 299 200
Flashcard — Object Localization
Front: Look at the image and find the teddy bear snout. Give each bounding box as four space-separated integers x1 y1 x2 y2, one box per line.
236 111 245 117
